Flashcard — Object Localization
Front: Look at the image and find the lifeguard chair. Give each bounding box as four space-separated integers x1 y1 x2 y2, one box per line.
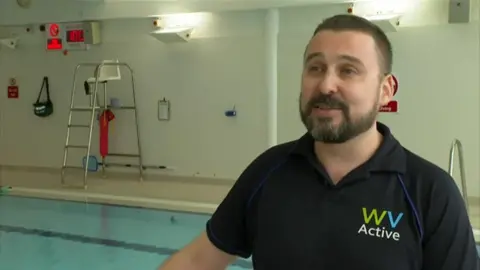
61 60 144 189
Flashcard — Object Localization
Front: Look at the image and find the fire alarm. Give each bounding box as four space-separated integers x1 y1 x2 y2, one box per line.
9 78 16 86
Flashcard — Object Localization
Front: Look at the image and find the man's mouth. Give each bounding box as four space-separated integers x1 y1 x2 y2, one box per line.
313 103 340 110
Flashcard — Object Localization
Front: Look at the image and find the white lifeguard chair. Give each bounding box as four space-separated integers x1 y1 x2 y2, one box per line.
86 59 122 83
61 60 144 189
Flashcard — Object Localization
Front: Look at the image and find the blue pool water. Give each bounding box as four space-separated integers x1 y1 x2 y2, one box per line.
0 195 252 270
0 195 478 269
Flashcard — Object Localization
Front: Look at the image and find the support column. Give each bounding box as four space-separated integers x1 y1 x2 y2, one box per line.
265 8 279 148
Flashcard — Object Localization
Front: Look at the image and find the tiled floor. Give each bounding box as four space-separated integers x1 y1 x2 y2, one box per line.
0 166 232 213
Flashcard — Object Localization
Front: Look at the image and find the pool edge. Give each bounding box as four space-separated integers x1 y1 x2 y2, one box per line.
6 186 218 215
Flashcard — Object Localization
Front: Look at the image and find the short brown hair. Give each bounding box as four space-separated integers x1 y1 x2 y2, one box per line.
310 14 393 74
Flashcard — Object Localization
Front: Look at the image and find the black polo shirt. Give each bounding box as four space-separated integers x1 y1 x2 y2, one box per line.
206 122 478 270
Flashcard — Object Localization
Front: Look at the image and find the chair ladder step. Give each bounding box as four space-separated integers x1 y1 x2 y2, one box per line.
68 124 90 128
71 106 136 111
71 106 99 111
62 165 85 170
65 144 88 149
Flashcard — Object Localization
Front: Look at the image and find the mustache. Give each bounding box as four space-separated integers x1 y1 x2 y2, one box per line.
305 94 348 111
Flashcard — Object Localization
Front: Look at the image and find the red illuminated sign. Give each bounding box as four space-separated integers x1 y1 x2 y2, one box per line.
47 38 63 50
49 24 60 37
67 30 84 43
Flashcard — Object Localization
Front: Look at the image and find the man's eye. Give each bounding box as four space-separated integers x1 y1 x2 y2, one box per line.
341 67 357 76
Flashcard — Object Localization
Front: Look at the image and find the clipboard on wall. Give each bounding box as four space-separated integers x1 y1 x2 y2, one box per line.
158 98 170 121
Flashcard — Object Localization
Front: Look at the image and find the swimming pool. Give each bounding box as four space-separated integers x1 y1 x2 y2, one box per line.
0 195 252 269
0 195 478 269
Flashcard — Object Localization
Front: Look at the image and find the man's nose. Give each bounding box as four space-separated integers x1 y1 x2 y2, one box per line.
316 70 339 95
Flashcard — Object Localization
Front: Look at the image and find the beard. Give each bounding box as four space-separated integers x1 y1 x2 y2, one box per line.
299 92 379 144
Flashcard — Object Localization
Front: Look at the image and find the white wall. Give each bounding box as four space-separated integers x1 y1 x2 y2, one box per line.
0 10 269 179
383 24 479 198
278 3 480 198
0 1 478 198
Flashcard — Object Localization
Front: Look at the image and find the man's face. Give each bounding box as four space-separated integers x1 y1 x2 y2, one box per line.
299 30 394 143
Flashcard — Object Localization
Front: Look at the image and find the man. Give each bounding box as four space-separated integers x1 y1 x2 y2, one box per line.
159 14 479 270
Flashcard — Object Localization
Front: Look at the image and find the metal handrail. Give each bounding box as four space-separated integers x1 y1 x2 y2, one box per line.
448 139 469 213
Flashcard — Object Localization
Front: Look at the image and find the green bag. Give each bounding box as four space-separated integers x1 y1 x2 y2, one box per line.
33 76 53 117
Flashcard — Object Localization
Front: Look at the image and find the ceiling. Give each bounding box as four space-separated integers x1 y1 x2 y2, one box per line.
70 0 375 13
67 0 442 16
0 0 451 27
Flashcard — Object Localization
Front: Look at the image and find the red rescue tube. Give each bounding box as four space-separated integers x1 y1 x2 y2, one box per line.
99 109 115 158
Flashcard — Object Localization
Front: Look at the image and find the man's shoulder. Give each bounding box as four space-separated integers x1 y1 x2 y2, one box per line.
243 139 300 176
262 139 299 158
402 147 459 198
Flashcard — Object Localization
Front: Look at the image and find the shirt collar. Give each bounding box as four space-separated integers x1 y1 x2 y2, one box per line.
289 122 406 173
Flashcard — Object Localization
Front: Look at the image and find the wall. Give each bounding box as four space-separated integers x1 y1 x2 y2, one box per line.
277 3 480 197
0 10 269 179
0 1 479 198
383 24 479 195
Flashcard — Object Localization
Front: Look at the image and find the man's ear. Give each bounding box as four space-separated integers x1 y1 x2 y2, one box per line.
379 74 395 106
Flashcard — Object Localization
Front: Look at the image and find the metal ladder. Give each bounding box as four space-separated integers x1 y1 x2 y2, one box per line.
61 62 144 189
448 139 469 214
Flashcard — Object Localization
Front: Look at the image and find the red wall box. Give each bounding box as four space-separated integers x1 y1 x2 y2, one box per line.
7 85 19 99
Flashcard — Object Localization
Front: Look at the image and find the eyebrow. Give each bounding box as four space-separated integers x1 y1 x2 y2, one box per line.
304 52 365 68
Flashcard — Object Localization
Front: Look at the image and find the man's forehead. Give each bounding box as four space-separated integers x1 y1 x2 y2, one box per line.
305 52 364 65
304 30 379 64
306 30 376 52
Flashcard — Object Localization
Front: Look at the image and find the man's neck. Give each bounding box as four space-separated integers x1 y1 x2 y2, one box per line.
314 124 383 183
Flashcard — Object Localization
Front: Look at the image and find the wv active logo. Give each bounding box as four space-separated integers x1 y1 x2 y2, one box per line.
357 207 404 241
